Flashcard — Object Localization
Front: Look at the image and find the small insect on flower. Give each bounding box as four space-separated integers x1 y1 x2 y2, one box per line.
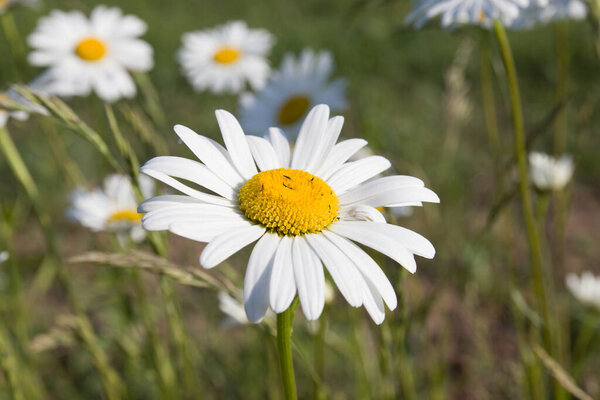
68 174 154 244
139 105 439 324
529 151 574 192
27 6 154 102
566 272 600 310
239 49 346 138
405 0 530 29
178 20 274 94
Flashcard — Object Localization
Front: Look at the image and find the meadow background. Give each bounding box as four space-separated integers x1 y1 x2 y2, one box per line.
1 0 600 399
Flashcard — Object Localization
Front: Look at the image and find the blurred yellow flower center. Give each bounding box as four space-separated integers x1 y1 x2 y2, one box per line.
75 38 107 61
213 47 240 64
278 95 310 125
238 168 339 236
0 0 10 10
109 209 142 223
478 10 486 22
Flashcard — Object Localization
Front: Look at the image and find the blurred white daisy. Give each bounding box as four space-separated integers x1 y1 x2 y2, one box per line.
529 151 574 191
566 272 600 310
0 251 9 264
405 0 530 29
238 49 346 138
0 0 39 14
139 104 438 324
27 6 153 103
178 20 274 94
69 174 154 244
512 0 587 28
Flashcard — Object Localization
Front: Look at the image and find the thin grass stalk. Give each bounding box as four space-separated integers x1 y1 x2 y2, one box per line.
133 72 167 128
277 297 299 400
39 118 86 186
0 327 25 400
553 22 569 155
312 314 327 400
480 32 501 161
493 20 555 353
0 12 27 80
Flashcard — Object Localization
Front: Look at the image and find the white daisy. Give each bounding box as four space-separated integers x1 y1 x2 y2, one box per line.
405 0 530 29
529 151 574 192
139 105 439 324
238 49 347 138
178 20 274 94
512 0 587 28
27 5 153 103
69 174 154 244
0 251 8 264
566 272 600 310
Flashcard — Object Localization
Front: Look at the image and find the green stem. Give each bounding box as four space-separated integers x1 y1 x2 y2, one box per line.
493 21 554 353
480 32 501 162
313 315 327 400
277 297 299 400
1 13 28 80
553 22 569 155
133 72 167 128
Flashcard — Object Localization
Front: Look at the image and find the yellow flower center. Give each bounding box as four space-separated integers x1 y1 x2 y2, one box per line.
75 38 107 62
213 47 240 64
0 0 11 10
108 209 142 224
238 168 339 236
278 95 310 126
478 10 486 22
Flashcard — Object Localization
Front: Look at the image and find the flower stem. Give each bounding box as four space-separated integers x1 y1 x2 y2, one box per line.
553 22 569 155
492 21 553 352
480 32 501 162
277 297 299 400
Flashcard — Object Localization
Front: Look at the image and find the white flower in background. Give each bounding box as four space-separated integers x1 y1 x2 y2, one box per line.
529 151 574 191
69 174 154 243
566 272 600 310
0 0 39 14
405 0 530 29
239 49 346 138
178 21 274 94
139 105 439 324
0 251 9 264
512 0 587 28
27 6 153 103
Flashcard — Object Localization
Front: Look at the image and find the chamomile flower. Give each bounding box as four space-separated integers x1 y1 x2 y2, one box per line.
139 105 439 324
27 6 153 103
69 174 154 244
405 0 530 29
178 21 274 94
529 151 574 192
566 272 600 310
0 251 8 264
512 0 587 28
238 49 346 138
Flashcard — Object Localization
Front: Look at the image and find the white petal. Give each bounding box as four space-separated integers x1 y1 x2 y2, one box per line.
173 124 244 188
305 116 344 174
244 233 281 322
292 236 325 320
169 219 253 243
339 175 425 205
138 195 206 213
215 110 258 180
339 205 386 223
348 187 440 208
291 105 330 171
328 222 418 273
322 230 397 310
360 277 386 324
270 236 297 313
305 234 363 307
200 224 265 269
316 139 368 179
246 135 282 171
141 156 235 200
268 128 291 168
142 204 244 231
326 156 391 194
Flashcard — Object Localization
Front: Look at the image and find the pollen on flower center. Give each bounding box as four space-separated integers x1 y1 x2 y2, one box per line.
278 95 310 125
238 168 339 236
75 37 107 61
108 209 142 224
213 47 240 64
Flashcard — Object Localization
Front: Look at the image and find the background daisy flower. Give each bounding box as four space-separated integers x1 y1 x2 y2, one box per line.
139 105 438 324
238 49 347 138
27 5 154 103
566 272 600 310
178 20 274 94
0 85 48 127
69 174 154 244
512 0 587 28
405 0 530 29
529 151 574 192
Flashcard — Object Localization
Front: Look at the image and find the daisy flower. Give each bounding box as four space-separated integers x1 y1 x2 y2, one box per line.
178 20 274 94
512 0 587 28
69 174 154 244
139 105 439 324
405 0 530 29
238 49 346 138
0 251 8 264
27 5 153 103
529 151 574 192
566 272 600 310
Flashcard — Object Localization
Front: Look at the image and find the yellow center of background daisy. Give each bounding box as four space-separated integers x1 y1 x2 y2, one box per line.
278 95 310 125
0 0 11 10
75 37 107 61
238 168 339 236
108 209 142 224
213 47 240 64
